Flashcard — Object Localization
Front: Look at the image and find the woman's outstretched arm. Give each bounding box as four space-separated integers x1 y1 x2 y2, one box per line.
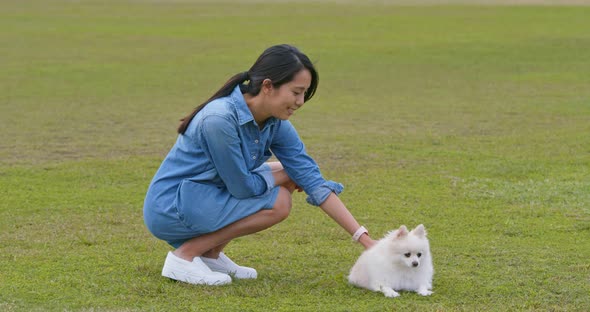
319 193 376 249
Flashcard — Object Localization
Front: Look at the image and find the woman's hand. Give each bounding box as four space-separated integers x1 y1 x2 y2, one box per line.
270 165 303 193
280 180 303 193
358 234 377 250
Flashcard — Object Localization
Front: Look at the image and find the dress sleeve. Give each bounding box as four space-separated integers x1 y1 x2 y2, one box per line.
270 120 343 206
199 115 275 199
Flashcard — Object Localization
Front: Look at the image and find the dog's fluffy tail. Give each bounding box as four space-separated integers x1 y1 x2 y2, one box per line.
348 262 369 288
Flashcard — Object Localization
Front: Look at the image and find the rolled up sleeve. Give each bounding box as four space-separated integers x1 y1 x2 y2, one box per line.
251 163 275 194
305 180 344 206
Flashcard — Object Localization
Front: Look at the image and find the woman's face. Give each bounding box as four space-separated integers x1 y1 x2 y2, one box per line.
266 69 312 120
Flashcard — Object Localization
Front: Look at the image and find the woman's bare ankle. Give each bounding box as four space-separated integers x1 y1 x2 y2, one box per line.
172 249 200 262
202 249 221 259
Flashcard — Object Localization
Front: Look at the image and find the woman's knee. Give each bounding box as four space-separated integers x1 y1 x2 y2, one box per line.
272 187 292 221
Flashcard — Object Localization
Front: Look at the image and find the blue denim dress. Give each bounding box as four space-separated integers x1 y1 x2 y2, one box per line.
143 85 343 248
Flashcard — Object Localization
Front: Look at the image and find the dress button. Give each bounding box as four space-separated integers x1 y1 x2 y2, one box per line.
255 139 259 143
252 156 257 159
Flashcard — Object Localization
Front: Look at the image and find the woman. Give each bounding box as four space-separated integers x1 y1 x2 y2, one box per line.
144 44 375 285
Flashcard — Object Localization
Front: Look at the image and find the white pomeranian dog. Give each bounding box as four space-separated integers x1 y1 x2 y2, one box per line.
348 224 433 298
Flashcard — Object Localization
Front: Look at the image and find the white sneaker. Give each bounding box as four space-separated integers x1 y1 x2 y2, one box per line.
161 252 232 285
201 252 258 279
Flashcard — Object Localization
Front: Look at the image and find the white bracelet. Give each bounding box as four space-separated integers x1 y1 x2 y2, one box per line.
352 226 368 241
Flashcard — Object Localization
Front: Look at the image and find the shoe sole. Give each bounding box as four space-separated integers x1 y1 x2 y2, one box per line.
162 265 232 286
226 271 257 279
201 262 258 279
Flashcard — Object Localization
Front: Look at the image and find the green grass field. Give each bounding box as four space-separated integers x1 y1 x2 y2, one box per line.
1 1 589 311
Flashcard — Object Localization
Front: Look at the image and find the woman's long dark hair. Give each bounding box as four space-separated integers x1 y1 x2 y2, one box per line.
177 44 319 134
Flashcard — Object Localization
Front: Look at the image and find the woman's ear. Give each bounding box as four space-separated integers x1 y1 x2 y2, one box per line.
261 78 273 94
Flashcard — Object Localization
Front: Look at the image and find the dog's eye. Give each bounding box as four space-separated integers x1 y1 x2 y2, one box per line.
417 253 422 258
404 253 411 258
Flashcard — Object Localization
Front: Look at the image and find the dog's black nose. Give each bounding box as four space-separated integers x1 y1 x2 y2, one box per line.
412 262 419 267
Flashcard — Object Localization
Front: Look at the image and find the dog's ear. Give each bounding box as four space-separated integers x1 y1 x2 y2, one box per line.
412 224 427 237
395 225 409 238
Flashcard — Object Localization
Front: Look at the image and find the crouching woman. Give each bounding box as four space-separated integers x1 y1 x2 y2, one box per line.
143 44 375 285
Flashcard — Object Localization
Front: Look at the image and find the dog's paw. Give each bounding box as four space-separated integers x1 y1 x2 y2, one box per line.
417 289 433 296
381 287 400 298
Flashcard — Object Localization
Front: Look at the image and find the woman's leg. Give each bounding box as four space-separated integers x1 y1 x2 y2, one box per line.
173 186 293 261
202 241 230 259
